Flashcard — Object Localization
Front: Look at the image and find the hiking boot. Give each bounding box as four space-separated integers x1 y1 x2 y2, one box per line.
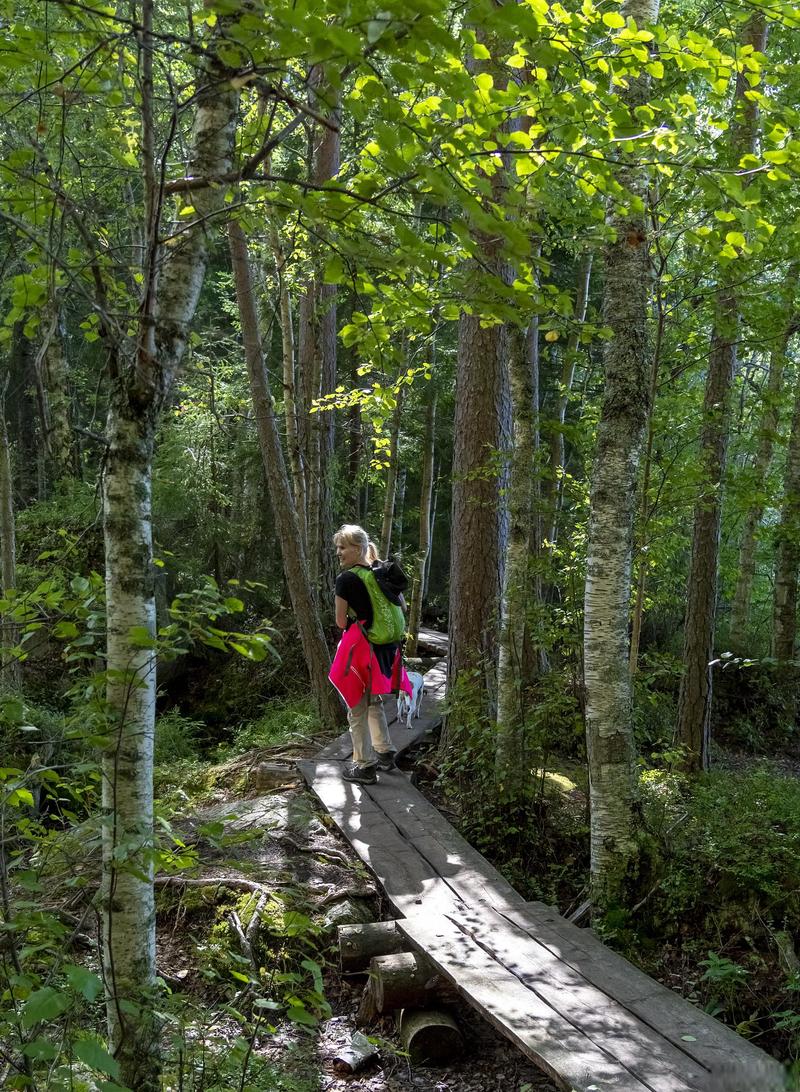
375 750 397 771
342 763 377 785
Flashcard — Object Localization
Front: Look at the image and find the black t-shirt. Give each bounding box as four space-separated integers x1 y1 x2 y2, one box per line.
335 565 399 678
335 567 374 627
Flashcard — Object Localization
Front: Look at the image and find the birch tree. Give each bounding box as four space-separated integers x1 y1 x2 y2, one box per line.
583 0 661 915
98 12 239 1082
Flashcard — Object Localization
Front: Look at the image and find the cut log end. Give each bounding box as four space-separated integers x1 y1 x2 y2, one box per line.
399 1007 463 1066
338 919 404 973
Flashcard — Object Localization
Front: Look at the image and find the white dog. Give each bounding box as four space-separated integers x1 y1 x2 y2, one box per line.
397 671 424 729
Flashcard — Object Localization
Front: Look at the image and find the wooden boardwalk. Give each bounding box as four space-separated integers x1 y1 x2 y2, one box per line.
299 642 787 1092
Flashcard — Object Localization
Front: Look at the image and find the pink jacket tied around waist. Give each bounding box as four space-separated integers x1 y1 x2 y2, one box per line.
329 622 412 710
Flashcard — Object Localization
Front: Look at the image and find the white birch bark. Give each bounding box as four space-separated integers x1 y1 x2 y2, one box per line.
583 0 660 916
100 15 238 1085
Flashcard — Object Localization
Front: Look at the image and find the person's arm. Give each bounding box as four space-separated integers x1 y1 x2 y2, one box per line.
335 595 349 630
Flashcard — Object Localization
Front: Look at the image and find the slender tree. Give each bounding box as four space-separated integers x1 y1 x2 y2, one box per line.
729 266 799 646
379 382 404 559
583 0 661 915
676 13 768 770
545 250 593 546
496 319 538 794
773 359 800 664
229 221 344 732
406 385 437 656
0 398 19 689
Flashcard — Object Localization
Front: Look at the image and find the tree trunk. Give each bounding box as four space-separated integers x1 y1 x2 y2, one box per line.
583 0 660 917
271 225 306 545
229 221 344 732
444 303 511 741
313 79 340 601
423 463 439 600
406 388 437 656
629 283 666 674
40 306 73 479
773 374 800 663
379 384 404 559
394 468 407 553
296 289 315 555
676 12 768 772
0 408 20 689
730 270 799 646
101 401 160 1091
101 17 238 1085
9 322 40 504
496 323 537 794
545 250 593 546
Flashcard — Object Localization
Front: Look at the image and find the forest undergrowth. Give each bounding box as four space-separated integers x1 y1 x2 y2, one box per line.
3 545 800 1085
429 660 800 1074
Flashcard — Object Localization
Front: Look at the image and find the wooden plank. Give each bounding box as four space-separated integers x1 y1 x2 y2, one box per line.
364 775 524 910
416 627 449 654
502 903 787 1091
297 759 459 917
450 903 708 1092
397 914 655 1092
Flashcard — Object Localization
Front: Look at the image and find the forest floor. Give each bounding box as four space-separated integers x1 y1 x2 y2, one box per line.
154 744 560 1091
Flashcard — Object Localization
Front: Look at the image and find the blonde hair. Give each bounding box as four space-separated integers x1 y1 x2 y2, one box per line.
366 540 380 564
333 524 369 560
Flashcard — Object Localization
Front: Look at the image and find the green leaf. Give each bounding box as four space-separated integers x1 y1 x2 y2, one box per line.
224 596 244 613
323 255 345 284
65 964 103 1002
603 11 625 27
287 1005 318 1026
53 621 79 640
74 1039 121 1079
472 43 491 59
128 626 157 649
21 1038 58 1061
7 788 34 808
21 986 70 1028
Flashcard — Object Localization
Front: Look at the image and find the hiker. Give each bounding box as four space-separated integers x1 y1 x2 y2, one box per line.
330 524 410 785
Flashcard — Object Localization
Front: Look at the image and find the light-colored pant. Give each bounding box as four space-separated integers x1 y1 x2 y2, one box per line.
348 693 393 768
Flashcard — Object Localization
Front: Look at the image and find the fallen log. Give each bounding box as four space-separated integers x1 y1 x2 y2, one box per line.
372 951 441 1012
399 1007 463 1066
356 950 458 1026
338 920 405 973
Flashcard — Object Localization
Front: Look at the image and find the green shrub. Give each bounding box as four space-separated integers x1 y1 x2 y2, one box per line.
154 711 205 764
229 698 320 755
637 766 800 1056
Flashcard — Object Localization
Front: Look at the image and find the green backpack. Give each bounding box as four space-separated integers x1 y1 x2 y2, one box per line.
350 566 406 645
